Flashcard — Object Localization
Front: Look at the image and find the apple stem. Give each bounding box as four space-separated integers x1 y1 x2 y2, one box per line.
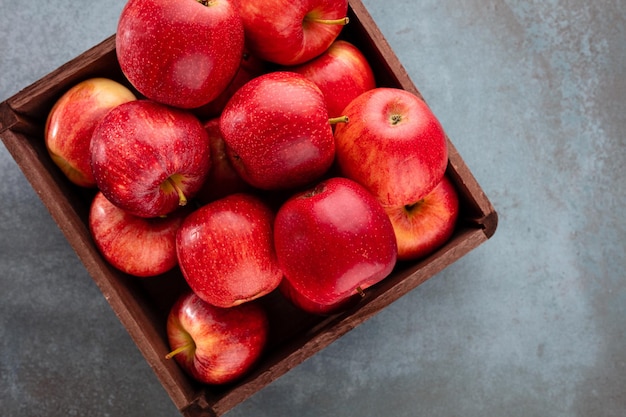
165 342 193 360
356 286 366 298
167 177 188 206
329 115 349 125
305 16 350 25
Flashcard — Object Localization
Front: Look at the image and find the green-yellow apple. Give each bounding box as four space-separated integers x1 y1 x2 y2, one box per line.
116 0 244 108
44 77 136 187
176 193 283 308
334 87 448 206
90 100 211 218
274 177 397 310
166 292 268 385
384 175 460 261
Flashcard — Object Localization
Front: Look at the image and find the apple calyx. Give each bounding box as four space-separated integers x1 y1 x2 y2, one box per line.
196 0 216 6
165 176 188 206
165 341 195 359
404 198 426 213
329 115 349 125
304 15 350 26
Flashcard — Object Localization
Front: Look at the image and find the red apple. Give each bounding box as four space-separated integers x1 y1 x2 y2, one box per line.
44 77 136 187
89 191 188 277
334 87 448 207
166 292 268 385
384 175 460 261
239 0 349 65
289 40 376 118
195 118 253 204
176 193 283 308
116 0 244 109
90 100 211 218
278 278 360 316
220 71 337 190
274 177 397 308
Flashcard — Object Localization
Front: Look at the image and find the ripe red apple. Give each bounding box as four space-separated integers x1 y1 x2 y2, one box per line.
176 193 283 308
166 292 268 385
238 0 349 65
89 191 188 277
289 40 376 118
334 87 448 206
384 175 460 261
116 0 244 109
90 100 211 218
44 77 136 187
274 177 397 308
195 119 252 204
220 71 337 190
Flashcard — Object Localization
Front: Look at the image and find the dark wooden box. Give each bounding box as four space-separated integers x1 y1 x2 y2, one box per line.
0 1 497 415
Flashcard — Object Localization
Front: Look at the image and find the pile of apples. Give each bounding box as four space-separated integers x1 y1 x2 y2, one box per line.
44 0 460 385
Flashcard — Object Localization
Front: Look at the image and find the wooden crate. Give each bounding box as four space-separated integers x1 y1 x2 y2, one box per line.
0 1 497 416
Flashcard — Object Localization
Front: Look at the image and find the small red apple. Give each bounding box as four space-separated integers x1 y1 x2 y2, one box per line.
289 40 376 118
89 191 188 277
220 71 337 190
90 100 211 218
274 177 397 308
44 77 136 187
166 292 269 385
334 87 448 207
384 175 460 261
116 0 244 109
238 0 349 65
176 193 283 308
195 118 252 204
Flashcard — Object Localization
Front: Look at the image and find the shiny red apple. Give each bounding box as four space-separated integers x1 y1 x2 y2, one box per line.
238 0 349 65
44 77 136 187
220 71 337 190
90 100 211 218
176 193 283 308
166 292 268 385
116 0 244 109
334 87 448 206
384 175 460 261
289 40 376 118
274 177 397 309
89 191 188 277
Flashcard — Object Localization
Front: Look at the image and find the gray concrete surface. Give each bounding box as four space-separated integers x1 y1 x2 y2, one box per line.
1 1 624 416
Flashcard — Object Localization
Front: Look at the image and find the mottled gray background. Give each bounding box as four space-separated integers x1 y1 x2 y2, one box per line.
1 1 624 416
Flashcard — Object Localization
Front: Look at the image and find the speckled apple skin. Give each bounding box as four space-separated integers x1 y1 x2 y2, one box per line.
220 71 336 190
116 0 244 109
239 0 349 65
384 175 460 261
89 191 188 277
90 100 211 218
334 88 449 206
166 292 269 385
274 177 398 307
176 193 283 308
289 40 376 118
